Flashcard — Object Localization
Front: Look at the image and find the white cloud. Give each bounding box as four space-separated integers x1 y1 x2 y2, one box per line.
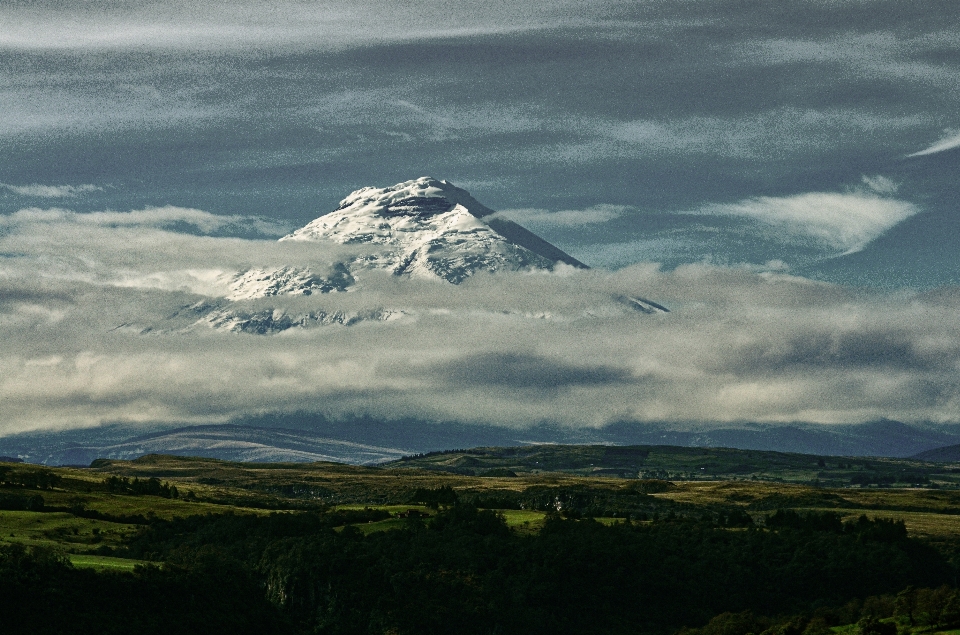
1 183 101 198
0 1 577 51
860 175 898 195
699 189 918 254
907 130 960 157
2 206 291 237
0 211 959 435
497 204 628 227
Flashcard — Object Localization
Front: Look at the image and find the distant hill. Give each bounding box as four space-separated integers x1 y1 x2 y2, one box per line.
607 419 960 459
911 444 960 463
2 416 960 466
384 443 952 486
0 425 409 466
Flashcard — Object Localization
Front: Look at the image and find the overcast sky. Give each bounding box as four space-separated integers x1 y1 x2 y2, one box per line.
2 1 959 436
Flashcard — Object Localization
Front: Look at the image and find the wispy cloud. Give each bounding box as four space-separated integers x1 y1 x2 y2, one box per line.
0 1 573 51
496 109 930 168
736 32 905 68
736 31 960 88
3 206 291 237
907 130 960 157
698 187 918 254
1 183 101 198
497 205 628 227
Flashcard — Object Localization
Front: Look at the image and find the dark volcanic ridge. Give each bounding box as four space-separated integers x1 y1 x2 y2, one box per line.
912 444 960 463
3 417 960 467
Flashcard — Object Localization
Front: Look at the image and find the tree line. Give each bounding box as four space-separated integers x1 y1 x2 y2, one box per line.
0 543 287 635
103 475 180 498
685 584 960 635
0 466 61 490
2 498 958 634
119 504 952 634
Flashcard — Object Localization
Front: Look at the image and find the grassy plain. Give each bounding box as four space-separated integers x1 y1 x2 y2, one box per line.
651 480 960 538
3 442 960 562
0 510 137 551
68 553 149 570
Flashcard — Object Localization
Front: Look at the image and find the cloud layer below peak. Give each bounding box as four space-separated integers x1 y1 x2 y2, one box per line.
1 208 958 436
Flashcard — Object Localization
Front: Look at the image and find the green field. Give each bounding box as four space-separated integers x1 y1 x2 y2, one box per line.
68 553 150 571
384 444 960 488
0 510 138 552
4 447 960 635
4 444 960 555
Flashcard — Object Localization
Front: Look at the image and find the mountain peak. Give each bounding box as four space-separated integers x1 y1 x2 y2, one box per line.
333 176 498 220
140 179 661 334
279 177 586 284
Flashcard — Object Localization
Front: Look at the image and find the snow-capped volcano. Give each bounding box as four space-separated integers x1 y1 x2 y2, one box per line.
228 177 587 297
148 178 665 334
284 177 586 278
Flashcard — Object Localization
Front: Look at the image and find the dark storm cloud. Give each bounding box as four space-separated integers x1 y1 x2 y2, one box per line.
428 352 634 392
0 286 74 310
727 329 957 373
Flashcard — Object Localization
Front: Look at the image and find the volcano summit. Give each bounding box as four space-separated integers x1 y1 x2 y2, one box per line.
158 178 665 334
228 177 588 299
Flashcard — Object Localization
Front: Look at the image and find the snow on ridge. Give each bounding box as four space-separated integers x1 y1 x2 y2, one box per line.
135 178 657 335
334 176 497 219
282 176 494 246
87 425 410 464
272 176 573 285
225 264 353 300
199 305 406 334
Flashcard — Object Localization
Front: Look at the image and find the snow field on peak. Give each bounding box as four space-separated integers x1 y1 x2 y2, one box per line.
241 176 563 289
225 264 353 300
129 177 658 334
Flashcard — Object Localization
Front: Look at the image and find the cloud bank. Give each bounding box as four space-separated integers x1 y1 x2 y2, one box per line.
1 208 958 437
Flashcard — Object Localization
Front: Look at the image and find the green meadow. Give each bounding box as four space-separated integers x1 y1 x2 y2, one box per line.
5 445 960 556
4 445 960 634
